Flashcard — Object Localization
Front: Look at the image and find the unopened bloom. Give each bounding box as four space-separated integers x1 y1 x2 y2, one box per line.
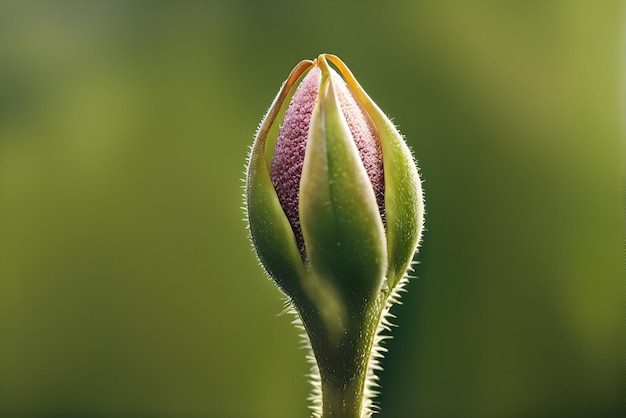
247 54 423 301
245 54 424 418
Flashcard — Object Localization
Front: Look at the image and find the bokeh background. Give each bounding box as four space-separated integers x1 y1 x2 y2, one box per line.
0 1 623 418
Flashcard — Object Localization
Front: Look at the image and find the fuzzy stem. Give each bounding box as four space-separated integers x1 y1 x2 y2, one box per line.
321 377 364 418
296 292 386 418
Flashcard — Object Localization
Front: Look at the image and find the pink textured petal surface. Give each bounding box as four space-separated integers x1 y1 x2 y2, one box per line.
271 66 385 259
271 67 321 257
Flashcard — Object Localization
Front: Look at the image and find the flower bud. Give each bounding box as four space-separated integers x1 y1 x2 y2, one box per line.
246 54 423 307
246 54 424 417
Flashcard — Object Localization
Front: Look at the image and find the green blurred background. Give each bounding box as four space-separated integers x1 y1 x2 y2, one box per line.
0 1 623 417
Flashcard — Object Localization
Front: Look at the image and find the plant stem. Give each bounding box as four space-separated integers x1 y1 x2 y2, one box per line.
297 292 386 418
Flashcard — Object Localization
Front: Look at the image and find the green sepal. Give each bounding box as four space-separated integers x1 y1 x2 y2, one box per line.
247 147 305 297
299 57 387 305
246 60 314 298
376 119 423 288
325 55 424 289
